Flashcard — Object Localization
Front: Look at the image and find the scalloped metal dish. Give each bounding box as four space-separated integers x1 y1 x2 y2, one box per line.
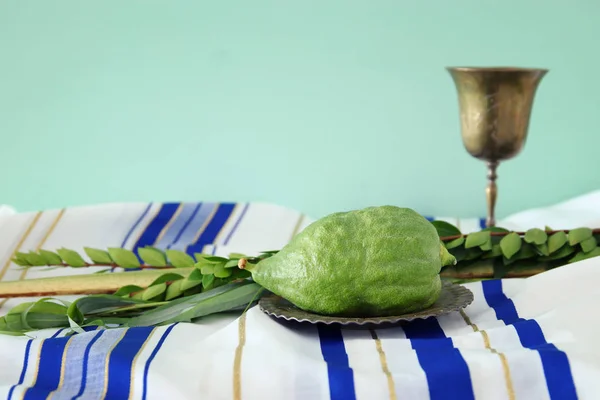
258 281 474 329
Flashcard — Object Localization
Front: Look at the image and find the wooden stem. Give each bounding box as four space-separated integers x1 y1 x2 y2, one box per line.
0 268 195 299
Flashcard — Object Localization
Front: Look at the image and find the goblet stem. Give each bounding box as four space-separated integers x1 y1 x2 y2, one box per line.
486 161 498 227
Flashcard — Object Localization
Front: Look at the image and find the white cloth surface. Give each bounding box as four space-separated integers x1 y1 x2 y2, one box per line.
0 196 598 399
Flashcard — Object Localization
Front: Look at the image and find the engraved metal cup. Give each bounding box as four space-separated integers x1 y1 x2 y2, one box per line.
446 67 548 227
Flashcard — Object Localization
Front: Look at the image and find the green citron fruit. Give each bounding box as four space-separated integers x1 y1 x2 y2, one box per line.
245 205 456 317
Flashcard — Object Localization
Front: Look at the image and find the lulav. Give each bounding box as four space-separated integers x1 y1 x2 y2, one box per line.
1 220 598 335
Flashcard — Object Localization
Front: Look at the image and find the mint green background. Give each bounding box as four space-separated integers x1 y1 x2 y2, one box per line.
1 1 597 219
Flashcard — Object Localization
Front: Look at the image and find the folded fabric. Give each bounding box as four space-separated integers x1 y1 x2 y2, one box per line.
0 205 16 220
0 194 598 399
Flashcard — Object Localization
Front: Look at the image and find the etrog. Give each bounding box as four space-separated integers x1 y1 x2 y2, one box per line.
244 206 456 317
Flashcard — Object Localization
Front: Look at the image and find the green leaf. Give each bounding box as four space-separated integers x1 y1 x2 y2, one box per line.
199 263 215 275
180 277 203 293
142 283 167 301
202 273 215 289
5 299 69 332
500 232 522 259
548 232 568 254
224 259 241 269
166 250 195 268
107 248 140 268
138 247 167 266
569 247 600 263
479 237 493 251
431 220 461 238
56 248 87 267
515 243 537 259
148 273 185 286
180 269 204 292
72 294 147 316
534 243 550 256
125 281 262 327
541 244 575 261
39 250 63 265
524 228 548 245
580 236 597 253
114 285 144 297
12 252 31 266
568 228 593 246
203 256 228 263
84 247 114 264
165 280 183 301
213 262 233 278
24 251 47 266
465 231 491 249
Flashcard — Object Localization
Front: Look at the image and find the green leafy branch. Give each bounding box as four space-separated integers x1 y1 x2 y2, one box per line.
12 246 277 271
0 246 273 336
432 221 600 280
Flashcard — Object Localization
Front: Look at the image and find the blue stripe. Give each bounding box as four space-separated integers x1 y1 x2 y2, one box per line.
186 203 236 255
154 203 198 249
105 327 154 399
424 216 434 221
131 203 180 256
317 325 356 400
403 318 475 400
120 203 152 248
224 203 249 245
72 330 105 399
141 323 178 400
9 329 64 400
22 334 72 400
479 218 486 229
482 280 578 399
165 203 202 249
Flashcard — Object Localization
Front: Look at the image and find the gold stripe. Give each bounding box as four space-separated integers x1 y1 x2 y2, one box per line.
212 203 239 245
370 329 397 400
233 313 247 400
289 214 304 241
456 218 461 231
460 310 515 400
0 209 64 308
0 211 43 281
185 204 219 254
102 329 129 397
45 334 75 400
153 203 183 245
128 328 157 400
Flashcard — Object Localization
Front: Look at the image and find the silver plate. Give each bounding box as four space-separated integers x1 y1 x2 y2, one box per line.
258 281 474 329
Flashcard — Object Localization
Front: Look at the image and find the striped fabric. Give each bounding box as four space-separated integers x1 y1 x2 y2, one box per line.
0 195 599 400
